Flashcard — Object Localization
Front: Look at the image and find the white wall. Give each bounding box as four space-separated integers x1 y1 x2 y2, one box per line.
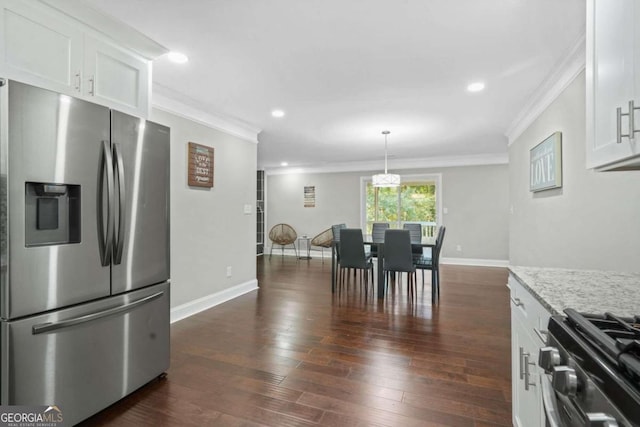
509 71 640 272
266 164 509 263
151 108 257 309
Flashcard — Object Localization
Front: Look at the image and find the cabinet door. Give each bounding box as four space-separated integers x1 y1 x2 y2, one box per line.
587 0 639 169
0 0 82 94
84 36 150 117
511 313 543 427
110 111 170 295
5 81 111 318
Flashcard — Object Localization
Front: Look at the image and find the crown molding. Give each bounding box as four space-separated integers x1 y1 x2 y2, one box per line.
38 0 168 59
505 34 586 146
152 84 261 144
264 152 508 175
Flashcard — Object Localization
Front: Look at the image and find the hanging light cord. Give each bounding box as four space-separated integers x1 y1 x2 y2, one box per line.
383 130 390 174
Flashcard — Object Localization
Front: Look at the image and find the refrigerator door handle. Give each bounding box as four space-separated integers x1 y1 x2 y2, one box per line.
98 140 115 266
31 291 165 334
113 142 126 265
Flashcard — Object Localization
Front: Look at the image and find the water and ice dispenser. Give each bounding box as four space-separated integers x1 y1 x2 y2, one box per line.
25 182 80 246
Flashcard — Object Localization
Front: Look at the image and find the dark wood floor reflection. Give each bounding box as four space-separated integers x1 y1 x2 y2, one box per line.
82 256 511 426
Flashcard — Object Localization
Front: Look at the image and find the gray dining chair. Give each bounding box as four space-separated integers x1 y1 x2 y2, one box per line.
331 223 347 281
383 229 417 298
414 226 446 303
370 222 389 258
338 228 374 293
403 222 423 257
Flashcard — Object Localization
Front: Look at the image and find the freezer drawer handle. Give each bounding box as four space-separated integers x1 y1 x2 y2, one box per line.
32 291 164 335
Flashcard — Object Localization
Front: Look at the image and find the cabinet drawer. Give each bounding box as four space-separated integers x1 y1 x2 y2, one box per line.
1 283 169 425
509 274 551 345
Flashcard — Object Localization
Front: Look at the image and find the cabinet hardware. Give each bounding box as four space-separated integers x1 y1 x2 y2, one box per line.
510 296 523 307
519 347 527 380
616 100 640 143
74 73 81 92
524 354 537 391
88 76 95 96
534 328 548 343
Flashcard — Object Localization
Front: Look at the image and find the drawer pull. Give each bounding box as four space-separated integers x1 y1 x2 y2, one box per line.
510 296 523 307
519 347 526 380
524 354 537 391
32 292 164 334
534 328 548 343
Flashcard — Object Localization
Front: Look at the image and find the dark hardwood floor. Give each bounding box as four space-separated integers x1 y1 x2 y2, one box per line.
82 256 511 426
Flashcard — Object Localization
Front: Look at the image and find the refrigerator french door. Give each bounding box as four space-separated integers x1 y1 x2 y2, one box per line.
0 79 170 425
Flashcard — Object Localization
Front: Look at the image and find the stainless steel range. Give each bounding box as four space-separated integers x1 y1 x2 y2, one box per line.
539 309 640 427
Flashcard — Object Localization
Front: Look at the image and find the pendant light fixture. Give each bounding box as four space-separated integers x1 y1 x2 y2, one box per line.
372 130 400 187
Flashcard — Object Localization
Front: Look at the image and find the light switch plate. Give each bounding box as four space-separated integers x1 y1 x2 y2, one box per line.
244 204 252 214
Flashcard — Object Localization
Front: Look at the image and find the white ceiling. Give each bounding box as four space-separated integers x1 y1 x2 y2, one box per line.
86 0 585 172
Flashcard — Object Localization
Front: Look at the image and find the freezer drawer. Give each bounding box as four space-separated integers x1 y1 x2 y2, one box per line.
0 282 169 425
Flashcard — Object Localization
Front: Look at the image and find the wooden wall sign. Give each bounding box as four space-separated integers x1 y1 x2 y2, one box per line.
188 142 214 188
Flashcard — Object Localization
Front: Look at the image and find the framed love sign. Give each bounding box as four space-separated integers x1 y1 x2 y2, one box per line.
530 132 562 192
188 142 214 188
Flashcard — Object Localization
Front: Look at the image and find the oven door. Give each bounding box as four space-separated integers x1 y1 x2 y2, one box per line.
540 373 583 427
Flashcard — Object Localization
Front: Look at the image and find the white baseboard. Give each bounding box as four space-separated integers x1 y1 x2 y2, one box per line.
441 257 509 268
266 250 508 267
170 279 258 323
266 248 332 258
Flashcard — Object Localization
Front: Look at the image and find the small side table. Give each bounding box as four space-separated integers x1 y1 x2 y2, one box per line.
297 236 312 259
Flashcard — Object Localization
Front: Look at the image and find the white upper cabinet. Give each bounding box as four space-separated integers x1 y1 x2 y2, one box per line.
586 0 640 170
0 0 82 95
0 0 163 117
84 36 150 117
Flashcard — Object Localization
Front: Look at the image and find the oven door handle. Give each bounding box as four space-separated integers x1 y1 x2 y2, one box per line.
541 373 562 427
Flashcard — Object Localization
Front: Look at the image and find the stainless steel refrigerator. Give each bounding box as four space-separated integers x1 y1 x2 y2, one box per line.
0 79 170 425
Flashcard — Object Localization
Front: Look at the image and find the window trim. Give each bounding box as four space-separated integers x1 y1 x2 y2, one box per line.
359 173 443 230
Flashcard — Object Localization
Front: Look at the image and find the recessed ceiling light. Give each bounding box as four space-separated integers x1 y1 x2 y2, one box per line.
281 161 288 167
271 109 285 118
467 82 485 92
167 51 189 64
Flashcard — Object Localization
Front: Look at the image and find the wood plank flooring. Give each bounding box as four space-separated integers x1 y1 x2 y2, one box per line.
81 257 511 426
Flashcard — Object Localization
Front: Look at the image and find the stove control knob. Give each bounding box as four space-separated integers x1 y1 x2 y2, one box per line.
552 366 578 397
538 346 560 373
585 413 618 427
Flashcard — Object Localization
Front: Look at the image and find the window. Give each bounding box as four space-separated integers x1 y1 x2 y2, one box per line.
361 174 441 237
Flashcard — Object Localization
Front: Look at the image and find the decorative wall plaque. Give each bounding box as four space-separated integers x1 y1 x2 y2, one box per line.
304 186 315 207
188 142 214 188
530 132 562 192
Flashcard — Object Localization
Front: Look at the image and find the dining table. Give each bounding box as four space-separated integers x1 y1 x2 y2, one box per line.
331 233 437 299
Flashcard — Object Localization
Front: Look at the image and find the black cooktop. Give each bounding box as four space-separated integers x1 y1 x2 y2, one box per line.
565 309 640 383
549 310 640 426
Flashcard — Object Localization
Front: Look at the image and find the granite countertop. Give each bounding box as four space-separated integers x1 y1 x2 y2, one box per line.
509 266 640 317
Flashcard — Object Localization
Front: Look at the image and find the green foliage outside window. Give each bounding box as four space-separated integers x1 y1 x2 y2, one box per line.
365 182 436 234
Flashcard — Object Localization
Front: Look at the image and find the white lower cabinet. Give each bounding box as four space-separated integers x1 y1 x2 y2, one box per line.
511 311 542 427
509 273 551 427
